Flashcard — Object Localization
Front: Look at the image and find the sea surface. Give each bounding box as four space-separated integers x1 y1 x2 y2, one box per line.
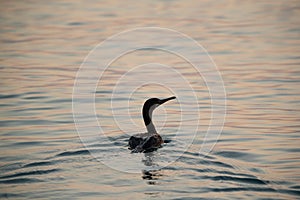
1 1 300 199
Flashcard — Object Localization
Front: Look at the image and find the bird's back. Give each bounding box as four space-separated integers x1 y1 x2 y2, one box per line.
129 133 163 153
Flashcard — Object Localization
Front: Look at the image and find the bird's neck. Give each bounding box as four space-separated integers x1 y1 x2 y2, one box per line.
143 106 157 134
146 122 157 134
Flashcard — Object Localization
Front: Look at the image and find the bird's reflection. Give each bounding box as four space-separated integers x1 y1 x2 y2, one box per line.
141 152 163 185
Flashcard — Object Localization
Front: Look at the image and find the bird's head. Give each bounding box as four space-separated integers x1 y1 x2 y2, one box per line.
145 96 176 108
143 96 176 115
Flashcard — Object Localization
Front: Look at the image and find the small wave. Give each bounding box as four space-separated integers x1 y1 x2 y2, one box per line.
207 187 300 196
23 161 53 168
290 185 300 190
199 159 234 169
189 167 256 178
55 149 90 157
200 175 268 185
0 94 20 99
209 186 276 193
0 178 43 184
23 96 47 100
67 22 86 26
0 193 22 198
0 169 59 180
215 151 252 159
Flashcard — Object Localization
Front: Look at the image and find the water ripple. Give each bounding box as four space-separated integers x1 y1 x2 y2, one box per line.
0 169 60 180
0 178 43 184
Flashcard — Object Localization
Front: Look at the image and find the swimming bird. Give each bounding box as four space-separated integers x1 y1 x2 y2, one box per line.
128 96 176 153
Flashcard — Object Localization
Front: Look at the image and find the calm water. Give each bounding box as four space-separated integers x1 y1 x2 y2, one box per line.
1 1 300 199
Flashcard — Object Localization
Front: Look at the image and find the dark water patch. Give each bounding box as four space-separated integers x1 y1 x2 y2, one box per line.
163 139 172 143
109 135 129 140
0 193 23 198
86 142 113 148
199 159 234 169
198 153 215 160
13 141 45 146
264 147 300 153
201 175 268 185
75 191 109 198
210 50 236 55
0 169 59 179
189 167 257 178
113 140 126 146
67 22 86 26
85 135 129 148
249 167 265 174
290 185 300 189
185 167 212 174
206 187 300 197
173 198 207 200
23 161 54 168
277 189 300 198
249 79 300 83
55 149 90 157
1 38 44 43
179 154 202 165
277 189 300 197
95 90 112 94
0 119 56 127
0 103 14 107
163 166 180 171
209 186 276 193
0 94 20 99
15 106 56 112
101 13 116 17
180 149 217 160
23 95 48 100
0 178 43 184
218 170 257 178
111 97 129 101
85 140 121 148
214 151 263 162
45 98 72 104
24 91 46 95
215 151 252 159
0 163 23 175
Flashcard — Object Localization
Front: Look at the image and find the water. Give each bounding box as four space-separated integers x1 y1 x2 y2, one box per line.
1 1 300 199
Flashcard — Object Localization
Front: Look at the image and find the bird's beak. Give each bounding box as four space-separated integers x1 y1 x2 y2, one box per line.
160 96 176 105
